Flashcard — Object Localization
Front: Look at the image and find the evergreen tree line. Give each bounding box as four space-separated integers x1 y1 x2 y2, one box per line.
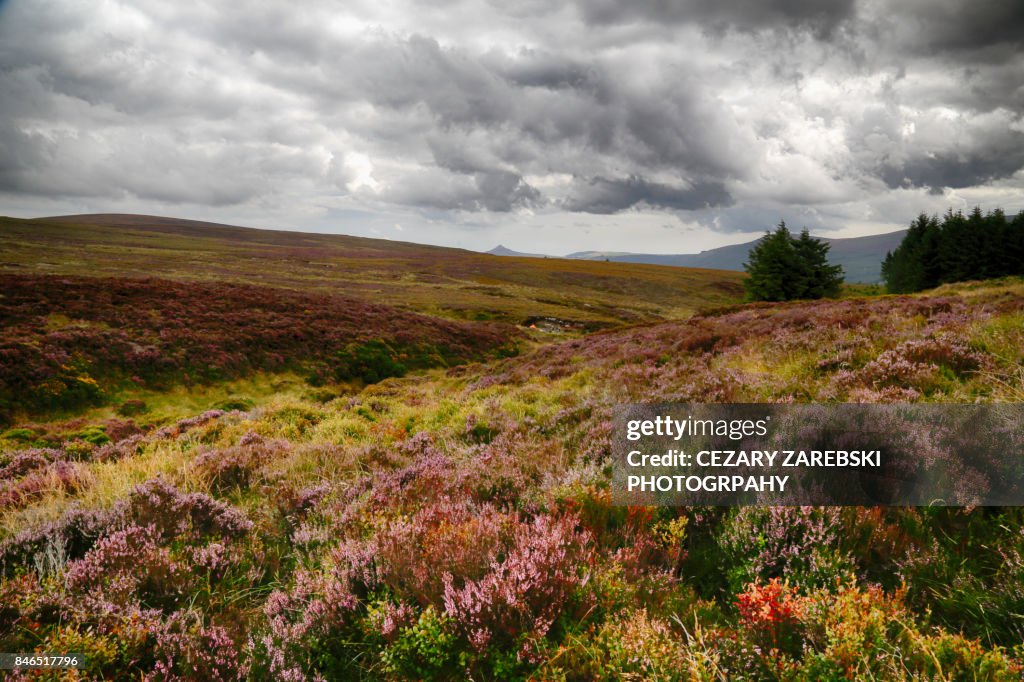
743 221 844 301
882 208 1024 293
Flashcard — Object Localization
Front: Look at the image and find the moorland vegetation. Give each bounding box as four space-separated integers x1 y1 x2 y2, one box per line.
1 214 1023 680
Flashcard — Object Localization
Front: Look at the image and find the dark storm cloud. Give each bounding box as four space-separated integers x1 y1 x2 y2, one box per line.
848 103 1024 192
575 0 857 37
497 50 597 91
0 0 1022 241
565 175 733 213
880 141 1024 193
384 169 541 213
878 0 1024 56
269 33 749 209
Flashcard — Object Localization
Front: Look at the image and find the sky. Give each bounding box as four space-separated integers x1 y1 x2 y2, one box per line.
1 0 1023 255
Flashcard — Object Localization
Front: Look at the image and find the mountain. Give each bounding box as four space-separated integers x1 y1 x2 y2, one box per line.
567 230 907 283
486 244 551 258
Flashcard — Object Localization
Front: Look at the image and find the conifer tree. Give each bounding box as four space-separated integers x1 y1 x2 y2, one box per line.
743 221 844 301
882 208 1024 293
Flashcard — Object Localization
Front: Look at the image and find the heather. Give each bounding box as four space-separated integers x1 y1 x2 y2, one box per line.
0 273 518 423
1 278 1023 679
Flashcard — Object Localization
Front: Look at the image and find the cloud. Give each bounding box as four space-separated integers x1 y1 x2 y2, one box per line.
872 0 1024 57
383 168 541 212
848 106 1024 191
574 0 858 38
0 0 1023 252
565 175 733 213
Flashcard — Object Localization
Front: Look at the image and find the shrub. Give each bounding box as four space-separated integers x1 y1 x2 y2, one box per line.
191 436 289 493
736 578 805 654
331 340 407 384
552 608 688 681
64 524 188 612
717 507 855 593
0 506 115 577
0 273 517 419
442 514 593 657
117 399 149 416
150 613 245 681
124 477 254 542
376 499 508 608
380 606 462 679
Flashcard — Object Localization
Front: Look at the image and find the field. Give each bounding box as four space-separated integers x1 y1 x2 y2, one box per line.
0 215 744 327
1 216 1023 680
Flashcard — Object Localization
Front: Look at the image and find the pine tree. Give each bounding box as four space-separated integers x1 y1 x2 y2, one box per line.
883 207 1024 293
881 213 939 293
743 221 844 301
794 229 843 298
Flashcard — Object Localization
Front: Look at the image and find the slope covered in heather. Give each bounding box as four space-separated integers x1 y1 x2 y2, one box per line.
2 278 1023 680
0 273 518 425
0 214 745 327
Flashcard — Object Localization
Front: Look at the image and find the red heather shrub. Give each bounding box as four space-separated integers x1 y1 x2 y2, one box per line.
0 506 115 577
0 478 250 581
373 601 417 641
894 335 989 374
264 536 380 655
846 386 923 403
0 572 41 633
92 433 148 463
364 449 459 514
152 410 226 440
101 418 143 442
718 506 854 592
737 578 802 629
264 567 363 650
461 430 549 507
0 460 85 509
0 273 518 417
274 480 333 527
442 513 593 655
847 334 990 394
852 350 938 389
185 542 239 581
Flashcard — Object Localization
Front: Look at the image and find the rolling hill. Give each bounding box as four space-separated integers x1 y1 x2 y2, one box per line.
1 214 745 327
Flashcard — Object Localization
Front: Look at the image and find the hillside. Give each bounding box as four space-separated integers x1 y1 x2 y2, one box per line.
1 276 1023 679
568 229 907 283
1 214 745 327
0 273 519 425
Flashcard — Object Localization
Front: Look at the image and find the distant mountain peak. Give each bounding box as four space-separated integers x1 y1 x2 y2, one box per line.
486 245 549 258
